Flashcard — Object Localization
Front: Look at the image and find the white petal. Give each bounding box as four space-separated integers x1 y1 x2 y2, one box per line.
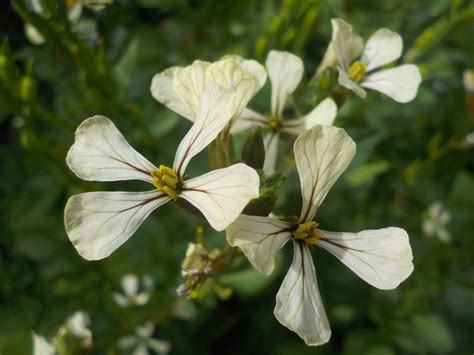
315 42 336 77
65 190 170 260
173 85 237 176
32 332 55 355
226 214 291 275
338 68 367 98
282 98 338 136
134 293 151 306
362 28 403 71
150 66 195 121
112 292 129 308
136 322 155 338
207 57 265 116
266 50 304 117
263 132 279 175
181 163 260 231
331 19 363 71
66 116 157 183
223 55 267 93
133 346 149 355
148 339 172 355
361 64 422 103
295 125 356 222
230 108 267 134
318 227 414 290
121 273 139 297
117 335 138 349
274 241 331 346
172 60 210 118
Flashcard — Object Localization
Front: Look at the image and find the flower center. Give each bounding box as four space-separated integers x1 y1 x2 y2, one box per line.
150 165 180 198
347 60 367 83
268 116 282 131
292 221 324 245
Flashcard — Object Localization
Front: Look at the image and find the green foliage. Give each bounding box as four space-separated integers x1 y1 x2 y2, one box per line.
0 0 473 354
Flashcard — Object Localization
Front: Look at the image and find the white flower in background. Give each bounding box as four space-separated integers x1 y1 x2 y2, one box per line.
151 56 266 124
118 323 171 355
226 124 414 346
320 19 421 103
231 50 338 175
58 311 93 347
112 273 154 307
422 201 451 243
463 69 474 94
64 85 260 260
24 0 111 45
462 131 474 147
32 332 55 355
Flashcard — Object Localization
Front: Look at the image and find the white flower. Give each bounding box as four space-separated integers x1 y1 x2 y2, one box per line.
463 69 474 94
64 85 260 260
226 124 414 346
58 311 93 347
112 273 154 308
462 131 474 147
324 19 421 103
233 50 337 175
118 323 171 355
32 332 55 355
422 201 451 243
151 56 266 123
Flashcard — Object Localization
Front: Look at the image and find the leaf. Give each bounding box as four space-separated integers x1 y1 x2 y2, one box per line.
241 127 265 169
346 160 390 187
411 314 454 353
113 39 139 97
243 172 286 216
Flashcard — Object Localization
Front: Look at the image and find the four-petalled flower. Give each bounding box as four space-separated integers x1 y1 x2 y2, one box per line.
319 19 422 103
226 124 414 346
64 85 260 260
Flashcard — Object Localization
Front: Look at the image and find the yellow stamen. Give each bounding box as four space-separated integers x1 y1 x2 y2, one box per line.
268 117 281 131
150 165 180 198
292 221 324 244
347 60 367 83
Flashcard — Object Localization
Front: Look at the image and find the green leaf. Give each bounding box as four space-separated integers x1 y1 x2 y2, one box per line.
113 39 139 97
411 314 454 353
346 160 390 187
243 172 286 216
241 127 265 169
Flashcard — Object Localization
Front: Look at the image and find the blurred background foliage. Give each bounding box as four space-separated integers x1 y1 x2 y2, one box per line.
1 0 474 354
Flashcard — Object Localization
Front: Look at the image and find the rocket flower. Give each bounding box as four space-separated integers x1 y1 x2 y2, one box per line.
64 85 259 260
319 19 421 103
226 124 413 345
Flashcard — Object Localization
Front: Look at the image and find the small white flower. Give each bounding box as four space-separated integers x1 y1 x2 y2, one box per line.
462 131 474 147
58 311 93 347
118 323 171 355
151 56 266 123
226 124 414 346
32 332 55 355
463 69 474 94
64 85 260 260
112 273 154 308
233 50 337 175
422 201 451 243
323 19 421 103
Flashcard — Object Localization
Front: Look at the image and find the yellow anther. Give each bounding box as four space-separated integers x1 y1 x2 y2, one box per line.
268 117 282 131
292 221 324 244
347 60 367 83
150 165 180 198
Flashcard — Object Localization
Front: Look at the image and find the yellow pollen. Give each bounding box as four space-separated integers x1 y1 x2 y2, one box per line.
268 117 281 131
150 165 180 198
292 221 324 245
347 60 367 83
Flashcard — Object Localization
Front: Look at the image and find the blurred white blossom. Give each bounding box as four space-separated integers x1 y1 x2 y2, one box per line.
112 273 154 308
422 201 452 243
32 332 55 355
118 323 171 355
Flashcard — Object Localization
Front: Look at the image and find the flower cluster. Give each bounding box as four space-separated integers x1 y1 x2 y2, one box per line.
64 18 419 347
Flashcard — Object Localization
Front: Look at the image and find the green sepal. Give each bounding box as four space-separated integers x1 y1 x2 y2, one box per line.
243 171 287 216
208 136 229 170
241 127 265 169
175 198 206 222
